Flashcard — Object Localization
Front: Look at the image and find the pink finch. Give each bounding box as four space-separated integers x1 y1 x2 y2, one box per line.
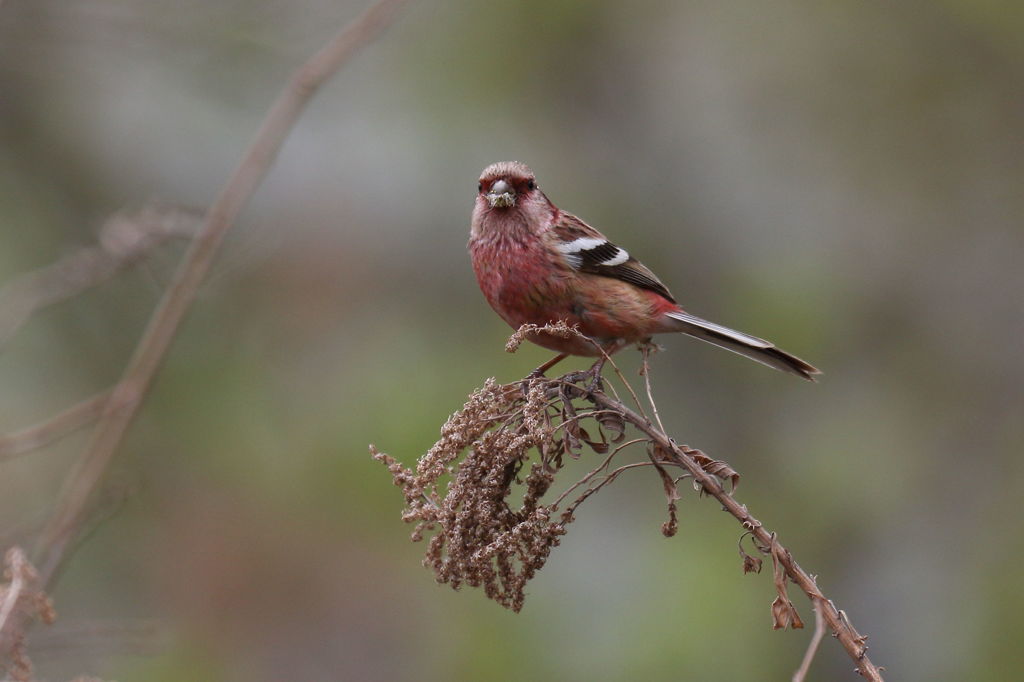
468 161 820 381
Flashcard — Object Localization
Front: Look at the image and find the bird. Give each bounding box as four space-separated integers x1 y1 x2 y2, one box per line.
468 161 820 381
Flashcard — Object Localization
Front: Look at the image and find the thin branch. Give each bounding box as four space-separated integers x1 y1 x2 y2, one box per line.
548 409 625 436
550 437 647 508
1 0 413 661
598 350 647 419
0 205 200 349
0 392 112 462
639 343 666 434
589 389 885 681
0 550 29 638
31 618 165 656
559 461 656 518
0 548 53 679
793 599 827 682
31 0 412 588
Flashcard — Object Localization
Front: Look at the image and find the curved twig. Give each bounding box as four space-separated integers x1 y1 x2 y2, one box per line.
0 392 112 462
551 437 647 508
793 599 827 682
1 0 413 664
0 205 199 350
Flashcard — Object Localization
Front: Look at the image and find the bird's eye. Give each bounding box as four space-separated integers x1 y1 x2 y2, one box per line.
478 182 483 192
526 180 536 190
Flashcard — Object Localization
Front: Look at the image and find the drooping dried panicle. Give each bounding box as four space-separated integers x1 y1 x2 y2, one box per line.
374 374 577 611
374 325 700 611
373 325 655 611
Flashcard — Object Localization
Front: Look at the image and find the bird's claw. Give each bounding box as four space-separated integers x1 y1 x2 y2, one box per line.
521 366 548 395
563 361 605 395
585 358 607 393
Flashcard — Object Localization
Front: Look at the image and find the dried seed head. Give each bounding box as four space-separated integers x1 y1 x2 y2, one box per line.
372 324 690 611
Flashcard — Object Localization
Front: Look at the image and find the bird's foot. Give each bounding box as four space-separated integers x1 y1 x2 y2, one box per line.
529 353 569 378
637 340 664 375
520 374 540 396
580 357 606 394
521 353 569 395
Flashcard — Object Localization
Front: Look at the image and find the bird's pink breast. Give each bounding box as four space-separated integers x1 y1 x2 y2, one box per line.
469 232 675 356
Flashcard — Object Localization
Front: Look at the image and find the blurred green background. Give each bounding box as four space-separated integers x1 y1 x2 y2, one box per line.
2 1 1023 680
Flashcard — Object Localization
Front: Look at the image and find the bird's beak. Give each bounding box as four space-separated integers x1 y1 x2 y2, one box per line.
486 179 516 208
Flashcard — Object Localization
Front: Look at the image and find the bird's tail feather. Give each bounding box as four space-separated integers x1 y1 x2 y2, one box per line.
664 310 820 381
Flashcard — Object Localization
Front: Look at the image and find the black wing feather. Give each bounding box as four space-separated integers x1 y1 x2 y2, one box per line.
581 258 676 304
553 213 676 303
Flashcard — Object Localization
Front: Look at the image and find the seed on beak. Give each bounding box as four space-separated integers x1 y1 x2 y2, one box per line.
487 179 516 208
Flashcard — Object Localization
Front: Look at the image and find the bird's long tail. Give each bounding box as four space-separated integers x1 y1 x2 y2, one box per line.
663 310 820 381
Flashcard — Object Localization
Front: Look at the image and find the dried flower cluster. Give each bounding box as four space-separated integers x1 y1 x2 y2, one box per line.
373 362 643 611
372 324 752 612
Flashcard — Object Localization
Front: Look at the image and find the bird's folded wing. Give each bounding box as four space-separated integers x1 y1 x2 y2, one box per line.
550 214 676 303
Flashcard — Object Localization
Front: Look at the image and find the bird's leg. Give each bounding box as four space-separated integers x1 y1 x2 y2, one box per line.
637 339 663 375
527 353 568 379
521 353 569 395
584 356 606 394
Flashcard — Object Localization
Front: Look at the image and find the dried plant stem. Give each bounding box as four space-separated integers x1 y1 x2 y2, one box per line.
559 461 654 518
550 437 647 508
589 390 884 681
1 0 412 661
597 351 647 418
0 392 112 462
31 0 411 589
0 205 200 349
793 600 827 682
639 344 666 434
0 550 29 638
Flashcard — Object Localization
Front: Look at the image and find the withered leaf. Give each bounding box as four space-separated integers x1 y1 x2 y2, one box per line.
577 425 609 454
771 596 805 630
596 411 626 443
561 394 578 419
741 552 763 574
648 446 681 502
655 462 681 502
564 429 581 458
644 444 682 535
687 447 740 491
662 502 679 537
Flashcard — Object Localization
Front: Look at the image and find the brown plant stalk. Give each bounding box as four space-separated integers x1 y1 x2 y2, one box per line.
0 392 112 463
589 391 884 680
1 0 413 668
0 204 201 350
375 323 885 681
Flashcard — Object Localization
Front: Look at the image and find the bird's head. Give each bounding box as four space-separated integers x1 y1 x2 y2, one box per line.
477 161 540 210
472 161 553 239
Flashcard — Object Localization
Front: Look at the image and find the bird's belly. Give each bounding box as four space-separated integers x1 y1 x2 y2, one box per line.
495 280 648 356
